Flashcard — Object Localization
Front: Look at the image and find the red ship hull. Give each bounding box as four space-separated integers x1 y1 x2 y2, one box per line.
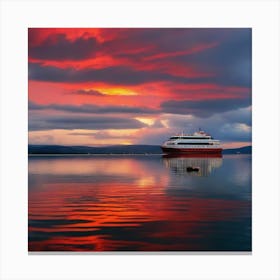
161 147 222 157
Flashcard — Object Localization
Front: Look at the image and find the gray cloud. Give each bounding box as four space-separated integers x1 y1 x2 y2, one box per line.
29 101 158 115
28 102 45 110
29 115 147 131
135 104 252 145
29 33 99 60
171 29 252 87
74 89 106 96
162 110 251 143
160 98 251 117
28 62 193 85
222 107 252 126
69 131 136 140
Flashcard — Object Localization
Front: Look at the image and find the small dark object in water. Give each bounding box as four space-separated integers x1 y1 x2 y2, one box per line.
186 166 200 172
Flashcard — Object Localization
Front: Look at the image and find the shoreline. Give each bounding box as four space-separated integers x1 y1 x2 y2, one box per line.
28 153 164 156
28 153 251 157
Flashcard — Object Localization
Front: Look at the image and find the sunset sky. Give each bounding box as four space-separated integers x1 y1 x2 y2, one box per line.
28 28 252 148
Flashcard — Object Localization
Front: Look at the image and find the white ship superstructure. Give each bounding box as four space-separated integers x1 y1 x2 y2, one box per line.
161 129 222 156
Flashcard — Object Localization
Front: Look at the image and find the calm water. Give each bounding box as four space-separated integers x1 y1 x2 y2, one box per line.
28 154 251 252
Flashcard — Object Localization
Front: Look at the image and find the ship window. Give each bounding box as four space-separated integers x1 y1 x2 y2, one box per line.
177 142 212 145
181 137 211 139
169 136 213 140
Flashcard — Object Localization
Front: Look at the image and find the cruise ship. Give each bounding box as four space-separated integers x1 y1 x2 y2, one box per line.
161 129 222 156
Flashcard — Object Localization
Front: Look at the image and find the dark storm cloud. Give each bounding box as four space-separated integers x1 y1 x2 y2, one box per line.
171 29 252 87
192 122 251 142
29 63 72 82
29 33 99 60
222 107 252 126
160 98 251 117
28 115 147 131
28 101 157 114
28 62 191 85
28 62 242 86
104 28 251 87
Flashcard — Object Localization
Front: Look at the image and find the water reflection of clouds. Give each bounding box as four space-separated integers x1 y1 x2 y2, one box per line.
29 156 170 191
29 156 164 176
231 156 251 187
28 155 251 251
29 156 147 175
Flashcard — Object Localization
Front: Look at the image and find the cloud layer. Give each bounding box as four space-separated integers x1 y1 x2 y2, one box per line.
28 28 252 147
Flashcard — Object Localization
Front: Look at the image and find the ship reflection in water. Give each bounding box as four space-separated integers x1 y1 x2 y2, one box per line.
162 155 223 177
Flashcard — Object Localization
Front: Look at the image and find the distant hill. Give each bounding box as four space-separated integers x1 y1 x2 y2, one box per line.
222 146 252 154
28 145 252 155
28 145 162 154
